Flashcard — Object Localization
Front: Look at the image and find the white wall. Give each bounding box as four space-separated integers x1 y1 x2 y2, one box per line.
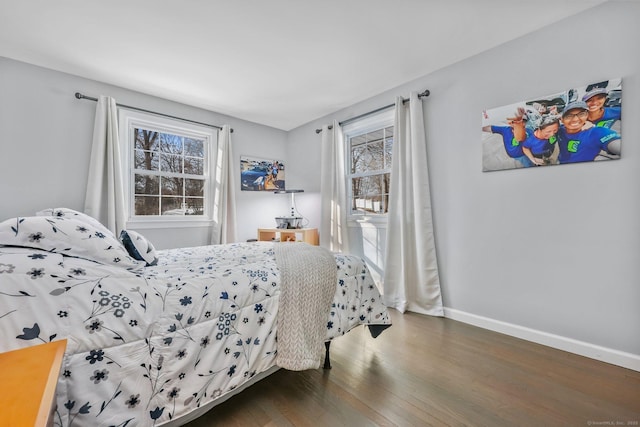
0 57 289 248
287 1 640 364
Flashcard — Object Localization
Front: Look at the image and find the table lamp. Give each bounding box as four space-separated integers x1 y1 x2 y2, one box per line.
274 189 304 229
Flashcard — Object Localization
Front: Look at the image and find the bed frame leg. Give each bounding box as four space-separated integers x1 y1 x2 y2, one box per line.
323 341 332 369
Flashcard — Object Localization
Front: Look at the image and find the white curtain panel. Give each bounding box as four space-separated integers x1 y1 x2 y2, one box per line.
84 96 127 235
210 125 237 244
383 92 443 316
320 120 350 253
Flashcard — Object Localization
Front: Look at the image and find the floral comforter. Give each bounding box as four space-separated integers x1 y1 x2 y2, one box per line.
0 241 391 426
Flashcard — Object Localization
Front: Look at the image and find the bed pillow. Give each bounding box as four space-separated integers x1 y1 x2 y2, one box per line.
36 207 115 240
120 229 158 266
0 216 143 270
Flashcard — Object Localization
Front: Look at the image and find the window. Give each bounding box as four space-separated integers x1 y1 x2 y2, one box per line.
344 109 394 217
133 128 206 216
119 109 217 224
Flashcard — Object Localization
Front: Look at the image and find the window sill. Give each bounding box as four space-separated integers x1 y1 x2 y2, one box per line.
126 218 213 229
347 215 388 228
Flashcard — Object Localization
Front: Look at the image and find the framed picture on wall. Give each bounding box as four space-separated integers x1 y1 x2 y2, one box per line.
240 156 285 191
481 78 622 172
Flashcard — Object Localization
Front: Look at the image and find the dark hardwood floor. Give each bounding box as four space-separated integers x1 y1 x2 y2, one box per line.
184 310 640 426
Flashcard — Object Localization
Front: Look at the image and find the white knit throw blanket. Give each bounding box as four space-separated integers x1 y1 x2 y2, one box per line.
274 242 337 370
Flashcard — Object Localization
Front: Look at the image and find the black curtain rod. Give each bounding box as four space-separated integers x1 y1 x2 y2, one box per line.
75 92 232 132
315 89 430 134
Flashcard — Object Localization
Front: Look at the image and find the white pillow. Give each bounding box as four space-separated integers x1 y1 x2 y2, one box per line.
36 208 115 240
120 229 158 266
0 216 142 270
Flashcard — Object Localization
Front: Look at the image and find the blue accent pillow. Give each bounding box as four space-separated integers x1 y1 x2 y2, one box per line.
120 230 158 266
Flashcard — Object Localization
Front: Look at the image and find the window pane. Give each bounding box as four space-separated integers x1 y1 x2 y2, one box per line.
367 129 384 144
351 145 367 174
381 172 390 214
352 196 379 214
185 179 204 197
135 195 159 215
352 176 364 198
352 175 381 197
184 138 204 157
161 197 183 215
367 140 384 170
185 198 204 215
161 177 183 196
135 150 158 171
159 133 183 154
351 195 387 214
184 157 203 175
351 173 390 214
385 137 393 168
135 174 159 195
134 128 159 151
351 134 367 147
160 154 183 173
381 172 391 195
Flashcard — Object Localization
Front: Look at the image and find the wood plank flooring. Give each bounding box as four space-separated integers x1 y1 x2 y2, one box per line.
184 310 640 426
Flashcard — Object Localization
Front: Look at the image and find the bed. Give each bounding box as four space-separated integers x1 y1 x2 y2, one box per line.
0 209 391 426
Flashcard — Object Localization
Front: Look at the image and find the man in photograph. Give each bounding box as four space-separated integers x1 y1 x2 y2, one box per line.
557 101 621 164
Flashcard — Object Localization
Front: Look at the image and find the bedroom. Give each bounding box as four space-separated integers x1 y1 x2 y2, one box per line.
1 0 639 426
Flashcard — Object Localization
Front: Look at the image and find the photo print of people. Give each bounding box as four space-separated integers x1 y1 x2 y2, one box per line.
481 78 621 172
240 156 285 191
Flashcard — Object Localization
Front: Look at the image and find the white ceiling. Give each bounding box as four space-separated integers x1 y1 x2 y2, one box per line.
1 0 609 130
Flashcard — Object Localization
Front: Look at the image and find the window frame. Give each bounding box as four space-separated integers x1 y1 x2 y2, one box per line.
343 108 395 223
118 108 218 229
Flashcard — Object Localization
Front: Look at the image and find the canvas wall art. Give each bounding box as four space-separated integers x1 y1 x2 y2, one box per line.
482 78 622 172
240 156 285 191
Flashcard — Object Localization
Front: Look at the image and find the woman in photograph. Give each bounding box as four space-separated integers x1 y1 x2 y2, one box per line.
519 113 561 166
497 107 561 167
582 87 621 129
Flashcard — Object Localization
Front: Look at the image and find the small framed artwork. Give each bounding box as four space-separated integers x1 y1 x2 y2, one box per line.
240 156 285 191
482 78 621 172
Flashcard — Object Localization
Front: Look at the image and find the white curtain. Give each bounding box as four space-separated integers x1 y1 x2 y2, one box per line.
320 120 350 253
210 125 237 244
383 92 443 316
84 96 127 236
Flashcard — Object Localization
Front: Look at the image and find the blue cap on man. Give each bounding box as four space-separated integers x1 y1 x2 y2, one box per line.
562 101 588 117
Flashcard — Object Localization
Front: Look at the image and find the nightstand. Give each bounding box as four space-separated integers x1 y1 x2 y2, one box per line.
257 228 319 245
0 339 67 426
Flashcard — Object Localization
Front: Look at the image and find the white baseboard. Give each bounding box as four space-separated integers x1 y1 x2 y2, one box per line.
443 307 640 372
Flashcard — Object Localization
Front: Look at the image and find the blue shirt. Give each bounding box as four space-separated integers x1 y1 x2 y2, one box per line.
591 107 621 129
522 130 557 157
491 125 524 158
557 126 620 164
